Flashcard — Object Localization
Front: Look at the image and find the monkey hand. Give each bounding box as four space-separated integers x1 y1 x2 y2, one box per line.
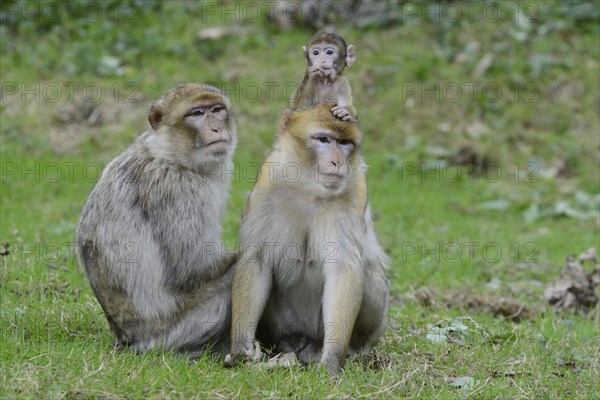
246 340 264 361
308 65 324 78
331 105 353 121
223 250 238 268
224 341 264 367
322 68 337 80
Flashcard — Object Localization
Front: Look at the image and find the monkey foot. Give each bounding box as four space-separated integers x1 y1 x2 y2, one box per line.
223 353 245 367
223 341 264 367
331 105 353 121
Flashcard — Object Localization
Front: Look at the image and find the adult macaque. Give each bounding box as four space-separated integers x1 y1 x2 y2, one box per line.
77 83 237 355
290 31 357 121
226 104 389 374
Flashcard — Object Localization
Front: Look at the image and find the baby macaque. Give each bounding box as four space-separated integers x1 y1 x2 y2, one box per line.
290 31 357 121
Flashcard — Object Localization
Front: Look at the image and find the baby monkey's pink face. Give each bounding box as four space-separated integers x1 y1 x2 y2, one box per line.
308 42 340 76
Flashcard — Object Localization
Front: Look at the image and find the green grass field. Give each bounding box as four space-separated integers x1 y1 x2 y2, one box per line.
1 1 599 398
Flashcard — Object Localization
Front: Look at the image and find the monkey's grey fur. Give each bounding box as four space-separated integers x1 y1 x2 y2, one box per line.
76 84 237 355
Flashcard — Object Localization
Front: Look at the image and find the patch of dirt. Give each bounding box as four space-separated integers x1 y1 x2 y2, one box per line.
544 247 599 315
410 248 600 320
48 91 146 155
411 286 532 322
451 144 496 178
354 349 393 371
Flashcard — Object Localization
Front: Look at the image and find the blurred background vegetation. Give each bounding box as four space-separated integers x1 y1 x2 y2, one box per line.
1 1 599 398
1 0 598 263
2 0 598 206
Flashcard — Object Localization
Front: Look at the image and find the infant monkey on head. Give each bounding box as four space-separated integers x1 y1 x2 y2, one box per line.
290 31 357 122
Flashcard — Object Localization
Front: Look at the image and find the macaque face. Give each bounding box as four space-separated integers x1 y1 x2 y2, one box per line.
306 130 355 192
308 42 340 77
181 101 235 161
148 84 236 166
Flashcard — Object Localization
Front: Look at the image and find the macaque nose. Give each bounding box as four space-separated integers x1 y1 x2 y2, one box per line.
209 122 220 134
330 158 343 170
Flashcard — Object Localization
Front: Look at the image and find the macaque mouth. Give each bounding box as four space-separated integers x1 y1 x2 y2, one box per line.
205 139 229 147
321 173 344 187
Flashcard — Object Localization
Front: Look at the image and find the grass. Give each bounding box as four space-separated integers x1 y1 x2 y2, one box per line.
1 1 599 398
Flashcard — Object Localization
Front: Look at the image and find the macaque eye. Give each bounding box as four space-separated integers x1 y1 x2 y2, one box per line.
316 136 330 144
326 49 334 56
187 109 205 117
211 105 224 113
338 139 353 146
312 50 319 56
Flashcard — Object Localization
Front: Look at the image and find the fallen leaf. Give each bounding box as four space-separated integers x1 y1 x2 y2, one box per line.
258 352 298 370
473 53 494 78
448 376 477 389
477 198 511 211
579 247 597 263
544 249 599 313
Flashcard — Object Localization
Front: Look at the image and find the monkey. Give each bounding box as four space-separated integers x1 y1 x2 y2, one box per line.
290 31 357 122
225 103 389 375
76 83 238 356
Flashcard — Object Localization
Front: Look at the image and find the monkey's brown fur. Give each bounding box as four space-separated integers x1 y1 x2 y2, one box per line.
228 104 389 374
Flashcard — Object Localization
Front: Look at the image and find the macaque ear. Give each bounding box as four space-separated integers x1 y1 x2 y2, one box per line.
302 45 309 64
278 109 294 135
148 103 163 131
346 45 356 68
